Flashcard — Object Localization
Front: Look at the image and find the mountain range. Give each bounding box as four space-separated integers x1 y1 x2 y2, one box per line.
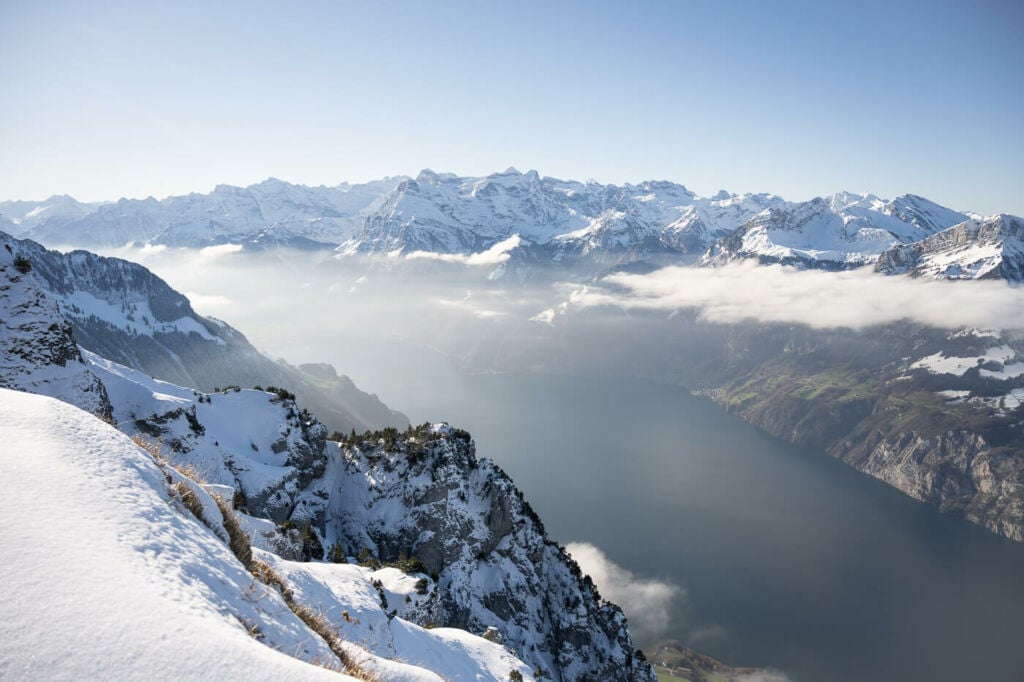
4 169 1022 280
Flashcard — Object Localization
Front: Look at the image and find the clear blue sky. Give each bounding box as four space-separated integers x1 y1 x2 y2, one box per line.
1 0 1021 214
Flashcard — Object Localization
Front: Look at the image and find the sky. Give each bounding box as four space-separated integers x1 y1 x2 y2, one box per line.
1 0 1022 214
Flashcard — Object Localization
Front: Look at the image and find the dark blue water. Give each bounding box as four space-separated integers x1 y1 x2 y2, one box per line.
397 371 1024 682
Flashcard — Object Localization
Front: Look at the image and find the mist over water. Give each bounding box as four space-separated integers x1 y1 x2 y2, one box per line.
110 247 1024 682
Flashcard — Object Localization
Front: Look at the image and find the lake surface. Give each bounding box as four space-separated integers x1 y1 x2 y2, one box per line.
392 371 1024 682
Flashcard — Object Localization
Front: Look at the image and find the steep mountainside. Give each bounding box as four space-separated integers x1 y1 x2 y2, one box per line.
697 323 1024 541
0 243 111 418
0 232 405 433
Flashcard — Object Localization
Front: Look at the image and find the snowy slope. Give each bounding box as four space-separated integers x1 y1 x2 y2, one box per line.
0 388 351 681
0 388 533 681
0 194 98 237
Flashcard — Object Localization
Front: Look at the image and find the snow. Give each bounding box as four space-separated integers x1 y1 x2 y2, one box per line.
261 553 533 681
13 170 1014 282
911 346 1017 376
62 288 224 344
0 388 348 681
981 361 1024 380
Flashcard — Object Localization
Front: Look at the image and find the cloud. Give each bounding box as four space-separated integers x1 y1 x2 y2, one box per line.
432 293 509 319
570 262 1024 331
565 542 682 645
405 234 522 266
197 243 244 261
92 242 167 262
183 291 233 312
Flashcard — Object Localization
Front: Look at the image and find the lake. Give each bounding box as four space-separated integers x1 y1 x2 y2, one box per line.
387 370 1024 682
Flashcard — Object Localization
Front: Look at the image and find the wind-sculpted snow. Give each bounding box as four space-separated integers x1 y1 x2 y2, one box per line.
0 388 350 680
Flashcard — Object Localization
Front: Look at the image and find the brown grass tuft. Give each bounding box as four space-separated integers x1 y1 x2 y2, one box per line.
132 434 167 463
249 558 374 679
213 494 253 569
136 434 372 678
171 480 206 523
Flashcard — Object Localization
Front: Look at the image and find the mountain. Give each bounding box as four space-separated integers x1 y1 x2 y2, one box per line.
699 193 968 269
14 177 404 249
875 214 1024 280
0 231 406 433
339 169 751 274
0 248 656 681
0 194 99 237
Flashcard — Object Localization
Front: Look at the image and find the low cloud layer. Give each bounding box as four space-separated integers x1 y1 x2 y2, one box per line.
405 234 522 266
572 262 1024 331
565 542 682 645
197 243 245 261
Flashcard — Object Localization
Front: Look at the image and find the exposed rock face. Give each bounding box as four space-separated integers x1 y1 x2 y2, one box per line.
875 214 1024 280
305 425 655 682
71 365 657 680
835 423 1024 541
699 193 966 270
